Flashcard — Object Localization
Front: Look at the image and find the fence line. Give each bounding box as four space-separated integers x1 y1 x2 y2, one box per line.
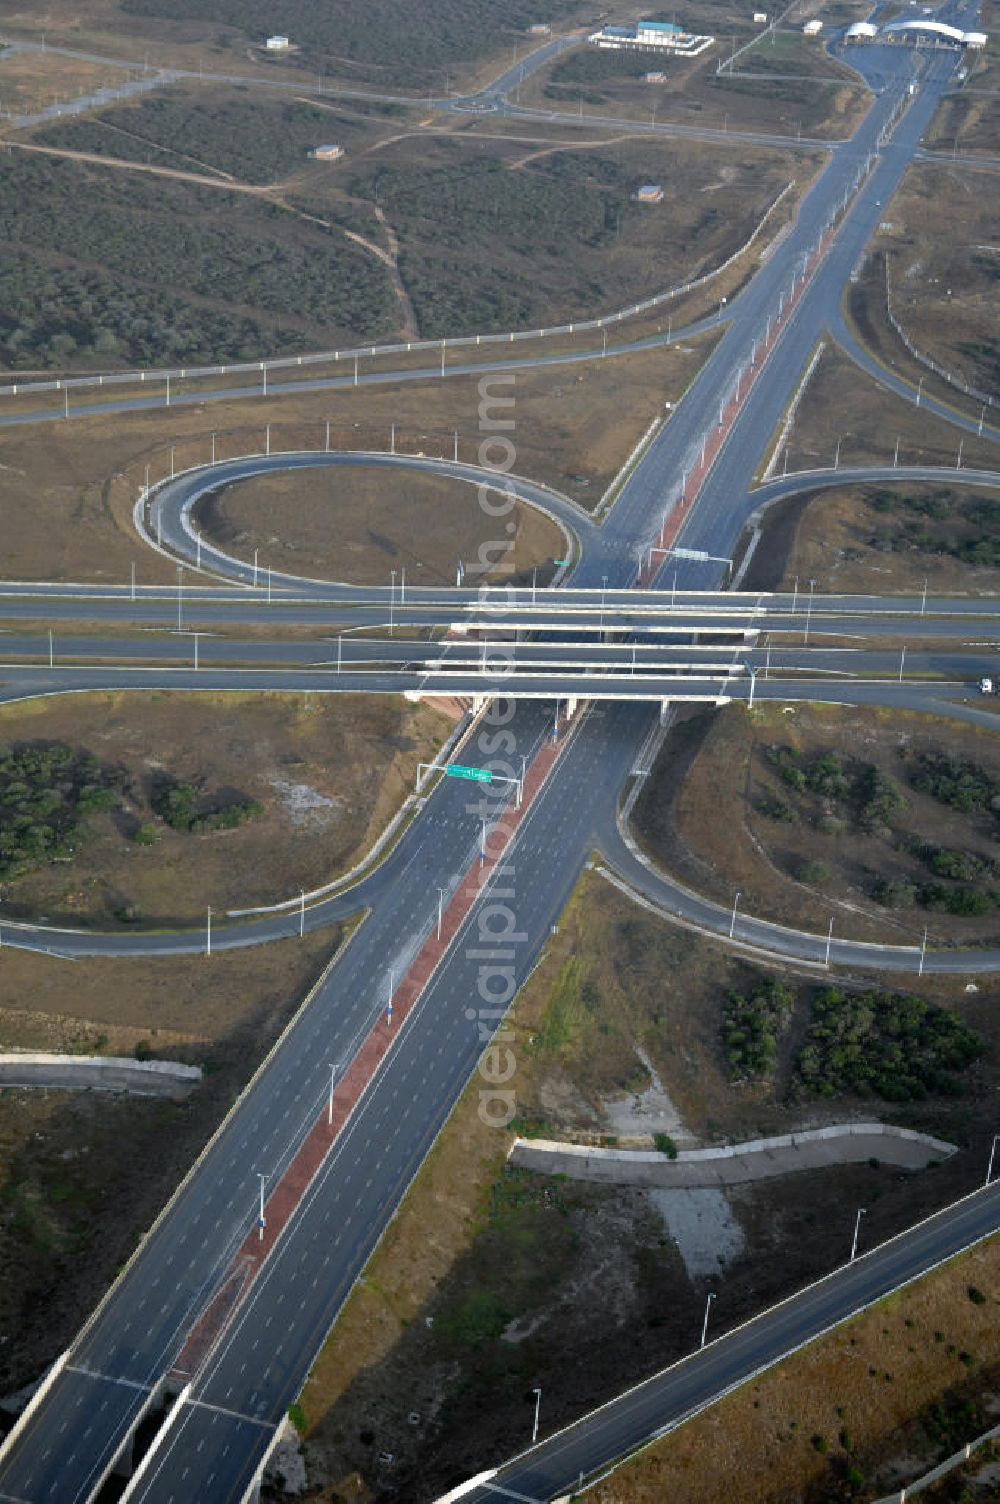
870 1421 1000 1503
885 261 998 410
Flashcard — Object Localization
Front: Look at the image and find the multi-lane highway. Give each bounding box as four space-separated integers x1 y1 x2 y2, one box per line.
0 9 997 1503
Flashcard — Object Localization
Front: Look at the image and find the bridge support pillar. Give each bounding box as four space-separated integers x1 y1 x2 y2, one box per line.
472 694 487 714
660 699 670 724
112 1431 135 1479
565 697 578 720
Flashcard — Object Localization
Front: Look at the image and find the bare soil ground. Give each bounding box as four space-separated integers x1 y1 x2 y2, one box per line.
518 29 869 140
283 867 999 1503
0 336 715 584
635 700 1000 946
584 1244 999 1504
197 465 566 588
0 47 119 112
857 162 1000 403
736 28 863 83
0 690 450 925
754 479 1000 597
770 340 998 479
0 929 338 1393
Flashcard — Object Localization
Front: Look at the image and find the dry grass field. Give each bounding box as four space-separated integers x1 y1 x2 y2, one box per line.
0 46 123 113
770 341 997 479
585 1243 999 1504
198 464 566 588
0 930 338 1390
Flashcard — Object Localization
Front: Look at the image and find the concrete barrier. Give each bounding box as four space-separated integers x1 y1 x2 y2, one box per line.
510 1122 956 1187
0 1053 202 1097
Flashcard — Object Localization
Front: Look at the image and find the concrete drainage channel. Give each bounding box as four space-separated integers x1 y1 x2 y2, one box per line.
0 1054 201 1097
509 1122 957 1187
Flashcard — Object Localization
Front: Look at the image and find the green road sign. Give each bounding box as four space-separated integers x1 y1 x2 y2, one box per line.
445 764 492 783
552 559 571 566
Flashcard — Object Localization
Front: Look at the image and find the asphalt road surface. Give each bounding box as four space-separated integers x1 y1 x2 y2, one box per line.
0 11 997 1503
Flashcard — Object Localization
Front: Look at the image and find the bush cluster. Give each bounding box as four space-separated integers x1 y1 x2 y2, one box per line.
38 92 400 187
911 752 1000 815
796 987 983 1102
761 745 907 831
866 486 1000 567
721 979 794 1081
0 155 396 371
0 742 128 880
150 776 262 834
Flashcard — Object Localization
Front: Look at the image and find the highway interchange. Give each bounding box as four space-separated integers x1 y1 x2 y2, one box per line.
0 6 998 1502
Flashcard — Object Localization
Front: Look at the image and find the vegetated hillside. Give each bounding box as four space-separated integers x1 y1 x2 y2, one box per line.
333 137 800 336
34 87 405 185
118 0 577 85
0 153 396 369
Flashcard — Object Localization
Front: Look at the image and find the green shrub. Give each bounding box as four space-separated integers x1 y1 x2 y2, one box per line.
872 876 918 908
721 978 793 1081
797 858 830 885
653 1133 678 1159
0 740 128 880
151 776 262 834
912 753 998 814
967 1286 987 1305
795 987 984 1102
133 823 158 846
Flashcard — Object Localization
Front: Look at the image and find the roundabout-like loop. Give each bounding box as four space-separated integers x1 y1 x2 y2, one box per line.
135 449 596 595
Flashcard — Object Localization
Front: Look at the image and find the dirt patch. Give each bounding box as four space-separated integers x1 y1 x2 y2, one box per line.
0 690 449 925
636 700 1000 947
197 463 566 588
0 46 116 113
0 928 336 1392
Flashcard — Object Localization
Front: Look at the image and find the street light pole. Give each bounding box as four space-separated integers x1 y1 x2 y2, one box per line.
825 915 834 967
729 890 740 939
850 1206 866 1262
700 1291 716 1348
532 1387 542 1444
257 1173 267 1241
437 886 447 941
986 1133 999 1187
328 1063 337 1126
300 890 306 938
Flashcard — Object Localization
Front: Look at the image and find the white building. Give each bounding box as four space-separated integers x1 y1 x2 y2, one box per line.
803 20 823 36
753 11 768 23
588 19 715 56
265 34 289 51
